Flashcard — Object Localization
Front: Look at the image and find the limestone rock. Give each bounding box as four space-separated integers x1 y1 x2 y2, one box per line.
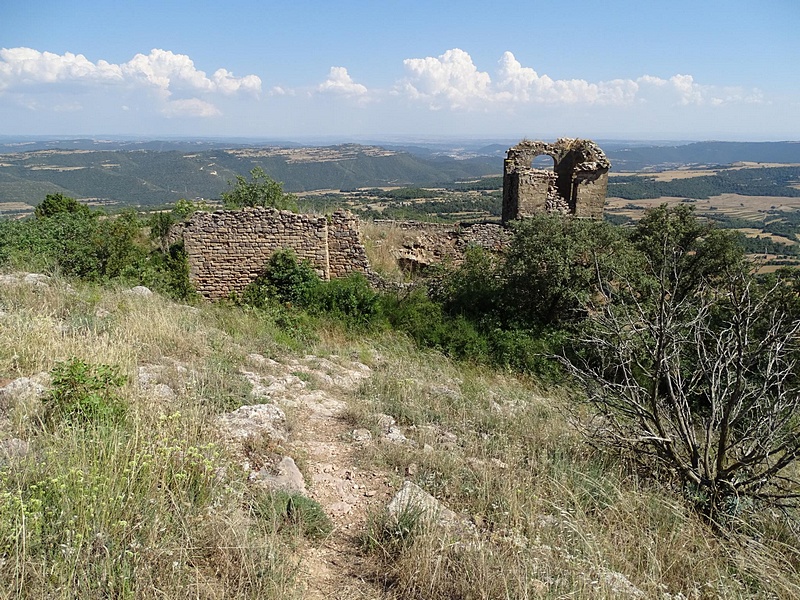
126 285 154 297
386 480 474 534
351 428 372 443
0 374 49 411
219 403 287 443
254 455 306 494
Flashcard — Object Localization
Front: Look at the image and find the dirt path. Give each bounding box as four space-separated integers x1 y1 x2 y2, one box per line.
234 353 396 599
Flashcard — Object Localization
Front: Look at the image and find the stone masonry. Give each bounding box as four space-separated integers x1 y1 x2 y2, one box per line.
177 138 608 299
374 220 512 271
502 138 610 222
180 208 370 299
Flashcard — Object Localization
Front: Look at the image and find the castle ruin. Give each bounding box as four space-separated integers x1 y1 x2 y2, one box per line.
176 138 610 299
502 138 609 222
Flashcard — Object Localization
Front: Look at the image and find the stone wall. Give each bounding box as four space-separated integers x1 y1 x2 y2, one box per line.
373 220 512 271
179 208 371 299
503 138 609 221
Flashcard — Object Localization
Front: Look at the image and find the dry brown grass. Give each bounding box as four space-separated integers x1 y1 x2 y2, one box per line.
352 350 800 599
359 220 418 282
0 276 308 599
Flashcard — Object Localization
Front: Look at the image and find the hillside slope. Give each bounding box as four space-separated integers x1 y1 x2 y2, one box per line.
1 273 797 598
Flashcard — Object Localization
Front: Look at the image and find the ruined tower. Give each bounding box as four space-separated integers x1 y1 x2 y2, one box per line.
502 138 610 222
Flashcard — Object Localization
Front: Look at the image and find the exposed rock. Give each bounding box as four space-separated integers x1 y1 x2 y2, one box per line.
219 403 287 443
386 480 475 535
126 285 153 297
385 425 410 444
0 437 30 461
254 455 306 494
23 273 51 287
0 272 53 290
151 383 176 400
596 567 645 598
374 413 396 433
351 428 372 443
247 353 280 368
0 374 49 411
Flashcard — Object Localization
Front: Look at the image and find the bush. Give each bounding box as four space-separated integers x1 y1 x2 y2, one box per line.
252 490 332 539
310 273 384 328
45 358 127 427
242 249 321 308
221 167 297 211
34 193 90 219
384 290 488 362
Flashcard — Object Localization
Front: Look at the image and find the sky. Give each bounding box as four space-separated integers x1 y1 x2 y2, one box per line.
0 0 798 142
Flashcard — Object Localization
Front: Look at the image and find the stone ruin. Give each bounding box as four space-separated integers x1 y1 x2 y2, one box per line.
502 138 610 222
175 138 609 298
178 208 372 300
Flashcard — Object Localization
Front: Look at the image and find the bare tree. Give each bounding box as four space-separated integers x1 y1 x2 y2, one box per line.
566 263 800 522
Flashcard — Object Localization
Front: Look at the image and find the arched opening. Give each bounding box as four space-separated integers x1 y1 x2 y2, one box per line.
530 154 555 171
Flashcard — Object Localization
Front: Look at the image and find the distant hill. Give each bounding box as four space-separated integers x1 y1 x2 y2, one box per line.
606 141 800 171
0 144 497 207
2 138 800 209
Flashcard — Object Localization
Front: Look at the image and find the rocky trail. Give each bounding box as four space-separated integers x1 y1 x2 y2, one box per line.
220 352 398 599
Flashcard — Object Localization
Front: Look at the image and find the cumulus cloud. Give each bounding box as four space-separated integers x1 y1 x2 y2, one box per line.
398 49 761 110
401 48 491 109
317 66 368 97
0 47 122 90
0 47 261 117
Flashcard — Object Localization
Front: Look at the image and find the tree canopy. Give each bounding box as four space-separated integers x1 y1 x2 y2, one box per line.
35 193 91 219
221 167 297 211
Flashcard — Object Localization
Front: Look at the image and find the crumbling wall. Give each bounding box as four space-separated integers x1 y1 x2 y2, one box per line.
503 138 609 222
327 211 371 278
180 208 370 300
373 220 512 271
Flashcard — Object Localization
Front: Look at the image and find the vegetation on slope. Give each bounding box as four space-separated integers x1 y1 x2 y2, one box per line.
608 166 800 200
1 194 800 597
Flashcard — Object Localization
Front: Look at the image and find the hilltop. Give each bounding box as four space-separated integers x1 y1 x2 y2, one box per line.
2 139 800 215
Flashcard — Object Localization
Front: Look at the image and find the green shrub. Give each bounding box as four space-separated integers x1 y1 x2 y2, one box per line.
487 327 565 380
34 193 90 219
310 273 384 328
242 249 320 308
384 291 488 362
252 490 332 539
45 358 127 427
222 167 298 211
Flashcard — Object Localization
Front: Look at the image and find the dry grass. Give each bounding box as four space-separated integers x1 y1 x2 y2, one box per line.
2 274 799 598
0 275 311 598
359 221 418 282
351 350 800 599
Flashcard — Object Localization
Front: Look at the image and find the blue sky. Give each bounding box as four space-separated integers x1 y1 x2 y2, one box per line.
1 0 798 141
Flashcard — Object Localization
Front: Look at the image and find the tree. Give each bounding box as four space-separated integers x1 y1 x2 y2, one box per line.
221 167 297 211
631 203 746 302
500 214 637 327
565 206 800 523
34 193 90 219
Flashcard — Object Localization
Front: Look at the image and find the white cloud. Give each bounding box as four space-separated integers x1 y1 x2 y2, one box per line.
317 66 368 96
0 47 122 90
0 47 261 117
401 48 492 109
399 49 761 111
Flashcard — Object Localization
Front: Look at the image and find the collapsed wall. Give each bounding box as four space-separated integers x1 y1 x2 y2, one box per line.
503 138 610 221
180 208 370 300
178 137 608 299
375 220 512 270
